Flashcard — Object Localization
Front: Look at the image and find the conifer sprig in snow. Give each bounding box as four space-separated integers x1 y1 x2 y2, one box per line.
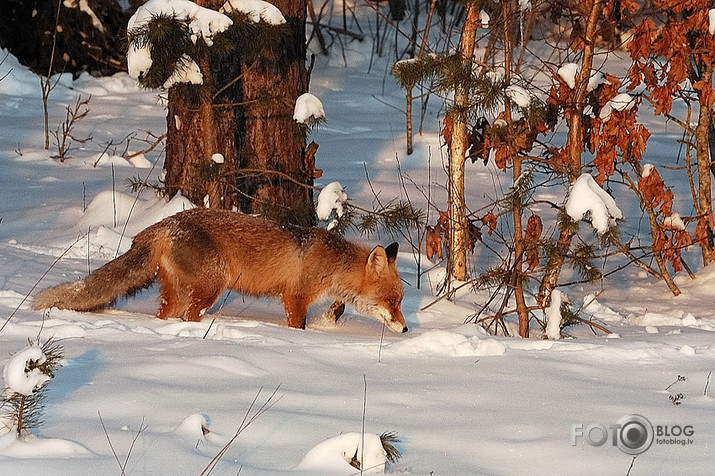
379 431 402 463
1 339 64 437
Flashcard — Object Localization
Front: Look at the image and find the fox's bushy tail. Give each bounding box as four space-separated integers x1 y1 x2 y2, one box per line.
33 237 157 312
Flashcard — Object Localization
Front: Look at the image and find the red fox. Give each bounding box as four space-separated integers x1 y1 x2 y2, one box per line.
33 208 408 333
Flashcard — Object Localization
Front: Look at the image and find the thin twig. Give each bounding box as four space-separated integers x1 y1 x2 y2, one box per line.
200 386 282 476
98 411 126 476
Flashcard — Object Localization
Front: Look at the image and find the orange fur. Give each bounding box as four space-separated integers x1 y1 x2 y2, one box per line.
33 208 408 332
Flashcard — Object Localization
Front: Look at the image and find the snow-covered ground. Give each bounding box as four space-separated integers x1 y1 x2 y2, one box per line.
0 21 713 475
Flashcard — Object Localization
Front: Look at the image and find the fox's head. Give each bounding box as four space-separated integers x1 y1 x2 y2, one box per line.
354 242 408 333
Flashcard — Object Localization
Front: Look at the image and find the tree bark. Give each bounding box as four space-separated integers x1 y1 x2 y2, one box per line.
238 0 313 224
447 5 480 282
695 67 715 266
163 0 312 222
537 0 603 307
502 0 529 338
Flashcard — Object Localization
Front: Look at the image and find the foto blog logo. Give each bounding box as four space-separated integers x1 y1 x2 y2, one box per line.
571 415 658 455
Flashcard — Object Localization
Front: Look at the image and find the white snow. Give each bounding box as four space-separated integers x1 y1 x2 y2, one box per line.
293 92 325 124
127 0 234 80
295 432 387 473
663 213 686 231
565 173 623 234
599 92 636 120
162 55 203 88
505 84 531 108
316 181 347 221
211 153 225 164
220 0 286 25
2 345 51 396
710 9 715 35
642 162 655 177
0 18 713 474
558 62 579 89
588 70 606 92
545 289 563 339
479 10 490 28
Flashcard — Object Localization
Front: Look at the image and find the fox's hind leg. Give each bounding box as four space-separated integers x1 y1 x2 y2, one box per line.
182 277 224 322
326 300 345 323
156 269 189 319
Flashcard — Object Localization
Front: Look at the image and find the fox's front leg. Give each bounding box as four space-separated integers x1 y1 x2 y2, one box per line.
281 294 307 329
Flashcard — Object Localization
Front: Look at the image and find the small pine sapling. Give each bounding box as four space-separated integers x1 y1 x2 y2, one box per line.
1 339 63 438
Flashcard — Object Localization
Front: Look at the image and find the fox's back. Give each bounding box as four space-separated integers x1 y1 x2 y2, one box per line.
149 208 365 298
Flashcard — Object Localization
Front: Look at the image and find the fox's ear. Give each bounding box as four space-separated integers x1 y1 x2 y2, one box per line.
385 242 399 263
367 245 389 276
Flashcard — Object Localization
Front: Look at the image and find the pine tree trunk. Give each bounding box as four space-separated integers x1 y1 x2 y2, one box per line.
695 67 715 266
538 0 603 307
164 49 238 209
502 0 529 338
447 5 480 282
163 0 312 221
238 0 313 224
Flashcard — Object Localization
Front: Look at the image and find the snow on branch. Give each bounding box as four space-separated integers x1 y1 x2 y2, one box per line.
316 182 348 229
220 0 286 25
3 346 51 397
128 0 233 46
127 0 234 81
294 93 325 126
565 174 622 234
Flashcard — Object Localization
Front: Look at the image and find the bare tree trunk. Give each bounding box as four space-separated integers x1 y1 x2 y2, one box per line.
502 0 529 337
404 0 437 156
537 0 603 307
447 5 480 282
694 66 715 266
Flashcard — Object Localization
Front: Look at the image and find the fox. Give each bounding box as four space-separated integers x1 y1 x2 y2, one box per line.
33 208 408 333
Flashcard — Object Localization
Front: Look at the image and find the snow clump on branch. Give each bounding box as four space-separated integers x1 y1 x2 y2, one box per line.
221 0 286 25
294 93 325 125
127 0 234 81
565 174 622 235
316 182 348 230
3 345 51 397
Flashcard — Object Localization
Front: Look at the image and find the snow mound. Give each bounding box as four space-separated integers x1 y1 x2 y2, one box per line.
387 330 506 357
173 414 224 444
0 432 91 458
0 49 43 98
76 191 194 254
295 432 387 474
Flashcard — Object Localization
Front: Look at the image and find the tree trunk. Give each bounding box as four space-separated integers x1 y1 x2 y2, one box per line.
238 0 313 224
537 0 603 307
695 66 715 266
447 5 480 282
163 0 312 222
164 45 238 210
502 0 529 338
